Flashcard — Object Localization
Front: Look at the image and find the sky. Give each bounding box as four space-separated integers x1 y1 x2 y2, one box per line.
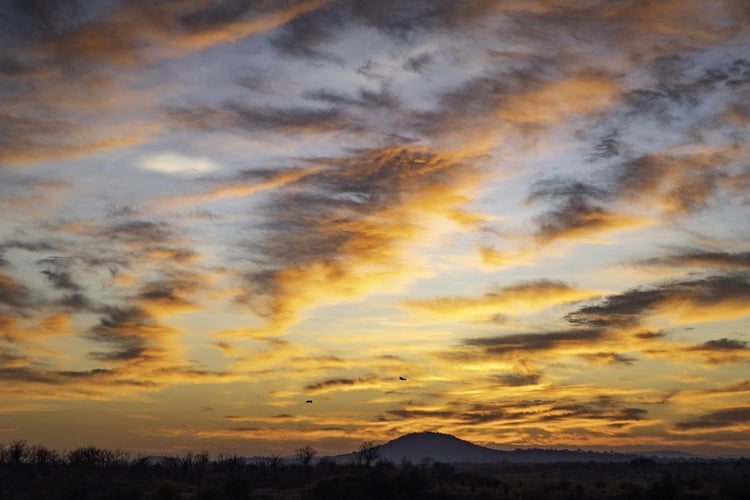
1 0 749 458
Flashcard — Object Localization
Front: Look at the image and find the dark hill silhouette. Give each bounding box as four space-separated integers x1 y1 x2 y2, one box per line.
378 432 501 463
335 432 644 464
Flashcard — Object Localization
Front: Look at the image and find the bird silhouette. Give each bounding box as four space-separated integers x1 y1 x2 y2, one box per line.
399 376 407 381
305 400 313 403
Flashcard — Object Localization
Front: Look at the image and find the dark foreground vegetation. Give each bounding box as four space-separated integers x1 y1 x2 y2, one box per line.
2 440 749 500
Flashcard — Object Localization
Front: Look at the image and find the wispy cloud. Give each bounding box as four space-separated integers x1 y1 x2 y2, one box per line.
403 279 599 322
566 273 750 327
236 145 485 328
674 406 750 432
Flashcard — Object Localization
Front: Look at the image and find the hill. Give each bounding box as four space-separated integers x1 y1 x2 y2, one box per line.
336 432 641 464
377 432 502 463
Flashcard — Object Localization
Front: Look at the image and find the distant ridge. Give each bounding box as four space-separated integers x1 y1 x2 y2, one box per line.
336 432 642 464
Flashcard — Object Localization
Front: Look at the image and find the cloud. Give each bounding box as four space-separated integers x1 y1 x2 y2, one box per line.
0 0 328 166
579 352 638 366
382 394 649 430
267 0 504 59
539 402 647 426
99 220 176 246
402 279 599 322
304 376 378 394
685 338 750 365
526 179 648 243
525 57 750 243
86 306 177 362
641 249 750 270
674 406 750 432
494 372 542 387
452 328 609 360
566 273 750 327
237 145 484 328
151 167 318 212
137 276 198 317
0 271 32 309
168 102 360 136
694 338 748 351
40 270 81 292
0 365 151 388
533 195 648 243
138 153 219 176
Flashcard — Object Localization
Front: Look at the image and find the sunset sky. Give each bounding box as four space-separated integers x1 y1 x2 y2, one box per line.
1 0 750 458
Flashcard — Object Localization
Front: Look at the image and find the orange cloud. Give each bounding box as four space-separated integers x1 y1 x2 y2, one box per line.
239 146 485 330
402 279 600 322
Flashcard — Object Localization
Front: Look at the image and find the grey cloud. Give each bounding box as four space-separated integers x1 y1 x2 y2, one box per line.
460 403 509 424
100 220 175 245
692 338 748 351
709 380 750 394
0 343 25 366
579 352 638 366
0 365 151 387
168 102 358 135
461 328 608 357
41 270 81 292
268 6 342 61
0 271 32 309
153 366 233 380
0 240 58 254
426 67 547 127
589 132 622 160
86 306 154 361
304 376 376 393
88 337 146 362
59 292 95 311
530 57 750 240
270 413 294 420
137 273 199 309
565 288 665 328
268 0 501 60
402 52 433 73
624 58 750 124
495 372 542 387
566 273 750 329
540 402 647 425
533 195 616 242
527 180 609 204
613 154 723 215
302 88 399 109
641 249 750 270
177 0 283 33
385 396 647 427
0 0 96 45
385 408 459 421
674 406 750 431
0 366 57 384
635 330 665 340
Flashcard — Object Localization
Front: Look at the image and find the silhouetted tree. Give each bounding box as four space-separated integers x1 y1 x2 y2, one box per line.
65 445 126 467
295 445 316 468
7 440 27 464
27 444 60 466
264 454 282 469
357 440 380 467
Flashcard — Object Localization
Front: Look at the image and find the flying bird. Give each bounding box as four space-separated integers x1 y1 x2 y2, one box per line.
305 400 313 403
399 376 407 381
